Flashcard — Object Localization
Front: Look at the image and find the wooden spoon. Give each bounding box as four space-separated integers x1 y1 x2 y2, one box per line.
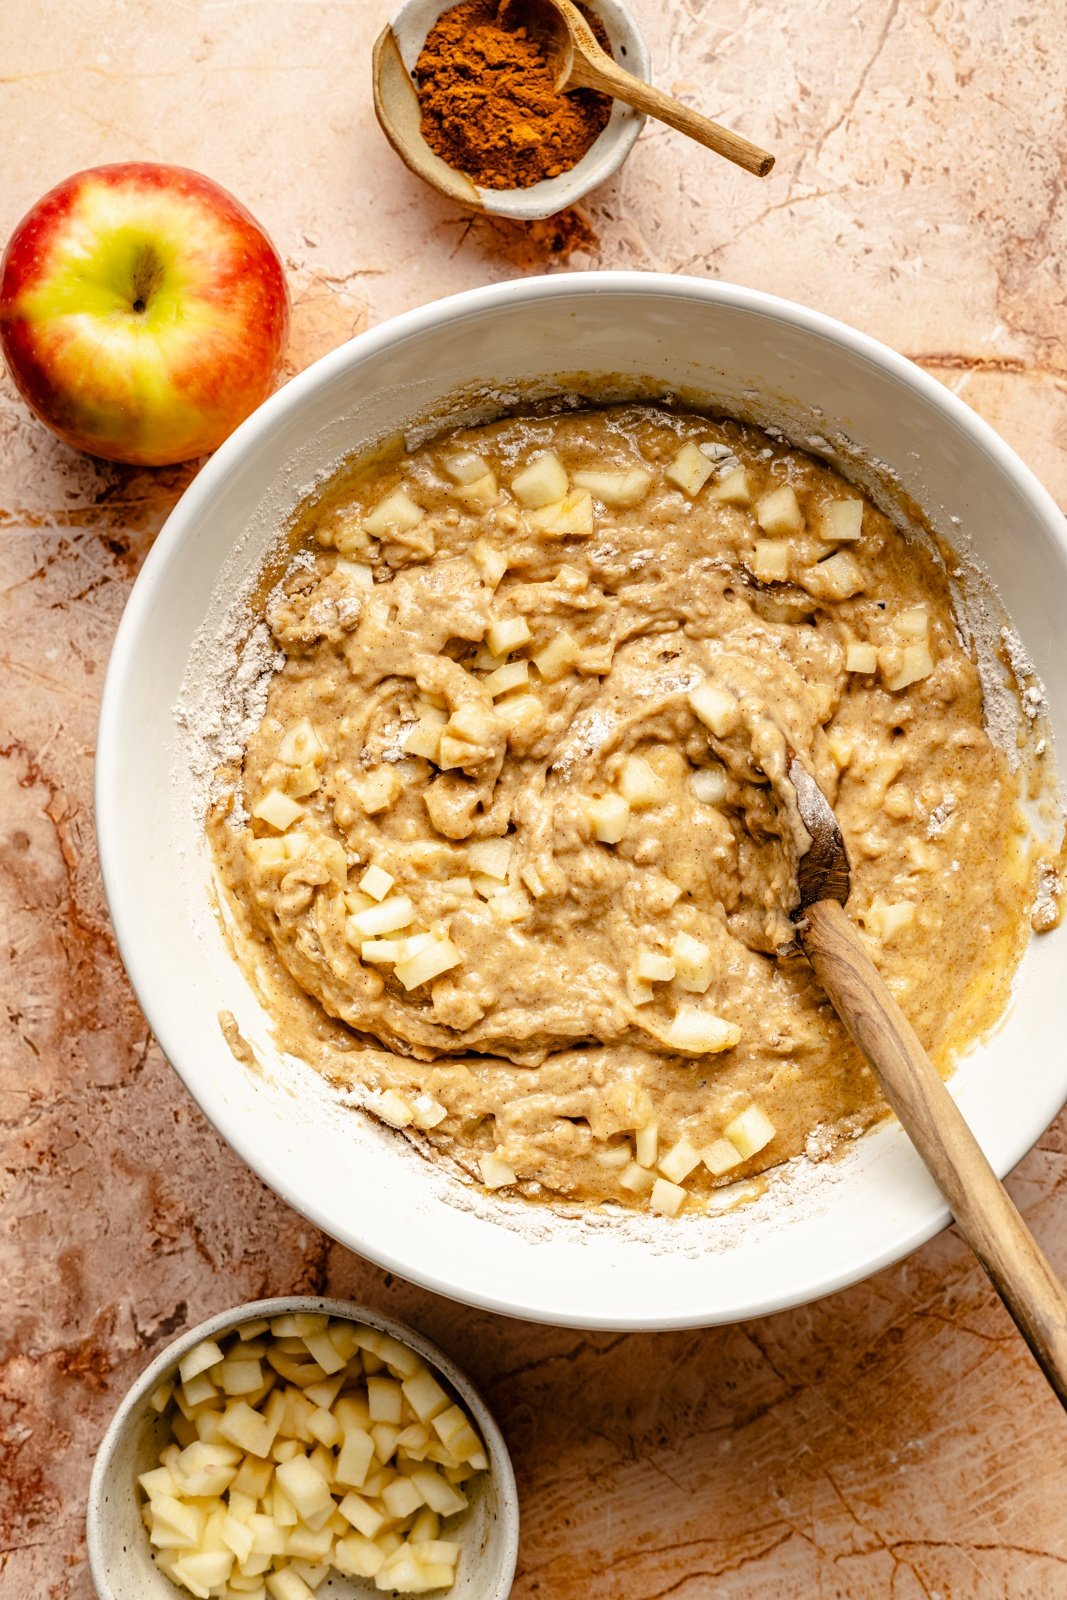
788 755 1067 1407
504 0 775 177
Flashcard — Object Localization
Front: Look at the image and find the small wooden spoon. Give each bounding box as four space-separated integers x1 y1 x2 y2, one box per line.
506 0 775 177
788 755 1067 1407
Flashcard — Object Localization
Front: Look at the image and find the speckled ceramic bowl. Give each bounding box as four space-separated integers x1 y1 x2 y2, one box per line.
86 1296 519 1600
95 273 1067 1330
372 0 650 220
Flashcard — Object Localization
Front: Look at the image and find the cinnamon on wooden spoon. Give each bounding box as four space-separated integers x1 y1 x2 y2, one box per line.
788 754 1067 1408
503 0 775 177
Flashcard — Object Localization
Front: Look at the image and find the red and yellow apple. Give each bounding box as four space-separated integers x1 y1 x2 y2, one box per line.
0 163 290 467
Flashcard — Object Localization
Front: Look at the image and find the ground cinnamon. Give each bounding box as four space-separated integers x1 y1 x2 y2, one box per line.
415 0 613 190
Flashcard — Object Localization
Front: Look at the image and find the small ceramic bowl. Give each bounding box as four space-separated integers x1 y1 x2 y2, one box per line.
372 0 650 220
86 1296 519 1600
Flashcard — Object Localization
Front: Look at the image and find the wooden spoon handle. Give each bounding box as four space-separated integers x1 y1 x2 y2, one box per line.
801 896 1067 1409
568 49 774 177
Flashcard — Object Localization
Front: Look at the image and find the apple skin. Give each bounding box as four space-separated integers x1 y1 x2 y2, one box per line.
0 163 290 467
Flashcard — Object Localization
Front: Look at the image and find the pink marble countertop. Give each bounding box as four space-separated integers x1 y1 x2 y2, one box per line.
2 2 1066 1595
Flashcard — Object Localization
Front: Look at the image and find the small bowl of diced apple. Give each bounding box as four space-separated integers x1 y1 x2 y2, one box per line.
86 1297 519 1600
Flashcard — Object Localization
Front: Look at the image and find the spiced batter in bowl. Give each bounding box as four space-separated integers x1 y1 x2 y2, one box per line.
206 401 1059 1215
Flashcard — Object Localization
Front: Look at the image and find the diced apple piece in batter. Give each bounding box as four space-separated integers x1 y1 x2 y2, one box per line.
658 1137 701 1183
437 734 485 772
635 1122 658 1168
571 467 652 507
359 864 394 902
369 1089 415 1128
486 615 532 655
688 681 737 737
335 559 375 592
347 896 415 940
626 971 654 1007
619 1160 656 1193
724 1104 776 1158
586 793 630 844
594 1143 633 1170
533 629 579 682
353 768 402 815
800 550 865 600
363 488 425 538
479 1152 517 1189
471 538 508 587
710 467 752 506
665 442 715 497
443 450 491 485
489 889 532 923
577 642 614 675
334 518 373 557
650 1176 687 1216
815 499 863 542
879 641 934 691
468 838 512 879
634 951 676 983
403 710 447 761
863 897 916 941
702 1138 744 1176
360 939 406 964
845 641 878 673
252 790 304 833
496 694 545 742
665 1005 741 1055
410 1093 448 1130
619 754 669 807
287 763 323 799
455 473 499 511
756 485 804 535
671 932 713 993
278 720 325 767
748 540 790 583
395 937 463 990
483 660 529 698
896 605 929 638
520 863 546 898
529 488 594 538
690 765 728 805
448 702 498 745
511 451 568 508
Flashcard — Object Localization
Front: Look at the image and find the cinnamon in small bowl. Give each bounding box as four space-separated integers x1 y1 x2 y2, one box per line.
372 0 650 221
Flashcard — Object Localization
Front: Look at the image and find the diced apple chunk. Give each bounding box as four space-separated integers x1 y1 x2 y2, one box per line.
702 1138 743 1176
664 1005 741 1055
619 1160 656 1193
483 659 529 698
756 485 804 535
710 467 752 506
571 467 652 507
471 538 508 587
748 539 790 583
619 754 669 807
274 1456 333 1522
395 937 463 990
404 711 446 761
665 441 715 496
690 765 728 805
511 451 568 508
863 897 916 941
468 837 512 879
634 951 676 983
688 680 737 737
533 629 580 682
369 1089 414 1128
724 1104 776 1158
411 1093 448 1130
896 605 929 638
635 1122 658 1169
347 896 414 939
880 641 935 691
815 498 864 542
845 641 878 673
358 863 394 902
650 1177 687 1216
658 1137 701 1183
671 931 713 993
495 693 545 742
529 488 594 538
486 615 532 655
252 790 304 833
352 767 402 815
479 1152 516 1189
800 550 865 600
278 721 325 767
363 487 425 538
179 1339 225 1384
585 793 630 844
443 449 492 485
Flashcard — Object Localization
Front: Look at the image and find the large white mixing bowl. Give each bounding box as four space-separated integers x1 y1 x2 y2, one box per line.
96 274 1067 1330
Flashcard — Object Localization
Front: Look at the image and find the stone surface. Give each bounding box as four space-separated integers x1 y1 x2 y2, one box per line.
2 1 1066 1596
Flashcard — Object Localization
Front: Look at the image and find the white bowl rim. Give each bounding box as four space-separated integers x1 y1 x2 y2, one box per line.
95 270 1067 1329
86 1294 520 1600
